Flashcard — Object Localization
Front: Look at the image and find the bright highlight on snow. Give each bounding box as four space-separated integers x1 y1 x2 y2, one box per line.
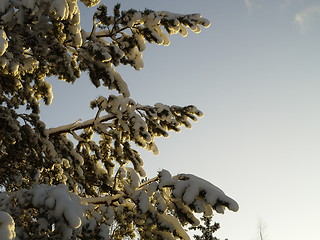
0 211 16 240
0 29 8 56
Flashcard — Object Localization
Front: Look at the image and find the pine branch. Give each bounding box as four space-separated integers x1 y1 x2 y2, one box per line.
47 114 116 136
80 176 159 204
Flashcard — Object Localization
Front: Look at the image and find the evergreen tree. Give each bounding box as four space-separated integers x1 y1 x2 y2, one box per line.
0 0 238 239
190 216 226 240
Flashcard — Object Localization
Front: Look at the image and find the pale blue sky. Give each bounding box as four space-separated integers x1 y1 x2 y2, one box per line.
41 1 320 239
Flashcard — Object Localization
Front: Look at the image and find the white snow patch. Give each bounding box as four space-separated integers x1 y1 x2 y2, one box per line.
0 211 16 240
0 29 8 56
0 0 9 13
22 0 35 9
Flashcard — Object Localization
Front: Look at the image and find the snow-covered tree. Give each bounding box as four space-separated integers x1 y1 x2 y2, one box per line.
0 0 238 239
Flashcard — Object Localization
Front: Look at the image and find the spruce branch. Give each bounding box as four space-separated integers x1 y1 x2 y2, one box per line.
80 176 159 204
47 114 116 136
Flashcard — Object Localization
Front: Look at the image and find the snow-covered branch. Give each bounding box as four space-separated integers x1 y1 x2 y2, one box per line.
47 114 115 136
81 176 159 204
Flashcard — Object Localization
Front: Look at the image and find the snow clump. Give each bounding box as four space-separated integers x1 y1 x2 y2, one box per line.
0 211 16 240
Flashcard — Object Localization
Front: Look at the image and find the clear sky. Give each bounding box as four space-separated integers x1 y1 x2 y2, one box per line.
41 1 320 239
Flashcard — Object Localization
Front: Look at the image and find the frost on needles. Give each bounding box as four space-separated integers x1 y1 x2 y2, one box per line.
0 0 238 239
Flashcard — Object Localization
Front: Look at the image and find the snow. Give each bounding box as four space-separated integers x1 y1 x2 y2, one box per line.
154 192 167 212
150 142 159 155
105 206 115 225
0 0 9 13
158 169 239 214
71 9 80 25
134 31 146 51
9 62 19 75
95 161 108 176
111 70 130 98
22 0 35 9
156 231 176 240
67 1 79 21
37 218 49 231
158 169 175 188
179 25 188 37
59 224 73 240
177 173 239 212
49 0 69 20
99 223 110 239
0 29 8 56
0 211 16 240
69 24 82 47
0 56 9 69
157 213 190 240
127 46 144 70
125 167 140 188
31 184 85 229
1 8 14 23
138 192 149 212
